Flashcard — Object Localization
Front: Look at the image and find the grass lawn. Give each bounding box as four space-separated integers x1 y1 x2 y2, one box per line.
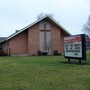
0 54 90 90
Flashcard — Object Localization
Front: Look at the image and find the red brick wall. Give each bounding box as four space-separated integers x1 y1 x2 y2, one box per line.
51 23 62 54
9 31 28 55
60 32 65 54
28 23 39 55
2 41 8 54
61 33 65 53
61 31 70 54
2 19 70 56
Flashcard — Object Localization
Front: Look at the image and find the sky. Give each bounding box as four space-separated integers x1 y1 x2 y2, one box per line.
0 0 90 37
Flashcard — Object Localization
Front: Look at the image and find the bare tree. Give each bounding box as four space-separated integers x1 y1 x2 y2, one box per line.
37 13 45 20
37 13 54 20
45 13 54 18
82 16 90 37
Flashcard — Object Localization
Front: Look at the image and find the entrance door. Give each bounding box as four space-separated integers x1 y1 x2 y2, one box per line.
39 21 51 55
39 30 51 55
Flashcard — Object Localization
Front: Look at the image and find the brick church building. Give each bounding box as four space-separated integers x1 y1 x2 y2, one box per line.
0 15 70 56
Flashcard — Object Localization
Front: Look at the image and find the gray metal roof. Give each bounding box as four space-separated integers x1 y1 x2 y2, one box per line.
0 37 7 43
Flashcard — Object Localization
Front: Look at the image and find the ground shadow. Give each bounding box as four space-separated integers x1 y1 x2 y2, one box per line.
61 61 90 65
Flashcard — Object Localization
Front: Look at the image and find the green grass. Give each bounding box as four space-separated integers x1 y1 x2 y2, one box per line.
0 54 90 90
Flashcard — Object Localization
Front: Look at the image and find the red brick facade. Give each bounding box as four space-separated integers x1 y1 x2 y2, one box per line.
1 17 70 56
9 31 28 55
51 23 61 54
28 23 40 55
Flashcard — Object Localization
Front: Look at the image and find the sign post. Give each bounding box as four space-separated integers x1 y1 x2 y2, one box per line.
64 34 86 64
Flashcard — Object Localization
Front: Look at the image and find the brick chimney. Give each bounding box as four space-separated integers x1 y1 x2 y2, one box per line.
15 30 19 33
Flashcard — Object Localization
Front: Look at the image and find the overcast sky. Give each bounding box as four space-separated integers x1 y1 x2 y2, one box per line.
0 0 90 37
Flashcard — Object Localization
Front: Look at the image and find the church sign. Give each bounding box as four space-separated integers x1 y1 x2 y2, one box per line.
64 34 86 62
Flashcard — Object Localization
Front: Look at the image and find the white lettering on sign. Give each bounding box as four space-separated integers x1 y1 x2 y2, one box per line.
64 35 82 58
